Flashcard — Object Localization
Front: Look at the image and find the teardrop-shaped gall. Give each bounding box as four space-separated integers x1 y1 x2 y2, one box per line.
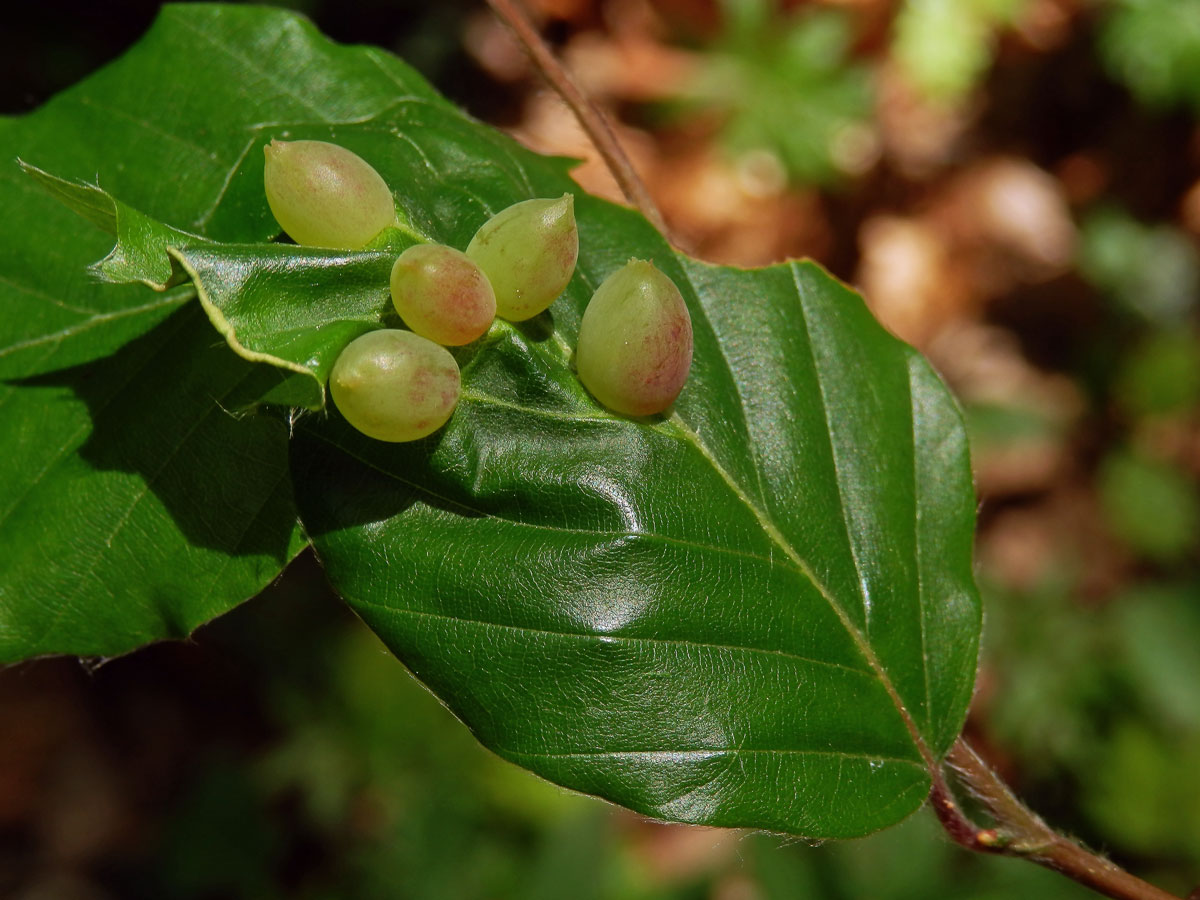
329 329 461 442
390 244 496 346
575 259 693 417
263 139 396 250
465 194 578 321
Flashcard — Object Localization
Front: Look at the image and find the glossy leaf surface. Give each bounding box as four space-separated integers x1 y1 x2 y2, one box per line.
1 4 981 840
294 253 980 838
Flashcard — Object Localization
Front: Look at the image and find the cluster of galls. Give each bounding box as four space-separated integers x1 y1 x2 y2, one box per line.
263 139 693 442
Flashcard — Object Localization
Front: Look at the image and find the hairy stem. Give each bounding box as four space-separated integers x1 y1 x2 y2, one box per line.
483 0 675 244
938 738 1184 900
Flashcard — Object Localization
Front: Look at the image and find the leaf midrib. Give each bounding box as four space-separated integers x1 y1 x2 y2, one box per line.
504 748 925 766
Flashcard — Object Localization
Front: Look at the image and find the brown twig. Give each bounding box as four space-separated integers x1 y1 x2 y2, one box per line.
483 0 676 245
942 738 1184 900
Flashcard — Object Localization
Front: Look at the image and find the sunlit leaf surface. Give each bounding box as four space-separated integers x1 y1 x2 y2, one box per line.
0 6 980 838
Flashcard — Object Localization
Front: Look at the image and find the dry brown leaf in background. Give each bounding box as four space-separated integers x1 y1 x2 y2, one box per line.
1056 152 1110 206
654 142 830 266
856 214 973 347
875 60 976 179
929 321 1083 497
1009 0 1078 52
977 483 1132 601
564 29 696 101
979 505 1068 593
711 872 766 900
626 818 737 886
464 10 532 83
1181 177 1200 236
931 157 1077 293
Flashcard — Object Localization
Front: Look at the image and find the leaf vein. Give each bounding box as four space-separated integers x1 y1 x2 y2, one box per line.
907 356 933 736
789 262 873 632
353 600 873 679
193 134 259 231
0 291 193 362
74 95 223 161
0 274 99 316
672 260 769 507
172 15 331 120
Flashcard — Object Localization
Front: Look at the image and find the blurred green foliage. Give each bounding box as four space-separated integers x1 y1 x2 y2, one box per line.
1098 0 1200 111
1112 585 1200 733
892 0 1029 103
965 399 1068 462
678 0 872 185
983 574 1200 887
1073 206 1200 563
973 194 1200 895
1079 208 1199 325
982 573 1115 773
1099 449 1199 563
1114 331 1200 418
1082 720 1200 861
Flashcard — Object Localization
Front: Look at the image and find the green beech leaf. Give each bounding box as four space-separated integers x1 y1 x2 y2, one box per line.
0 303 305 661
0 3 447 382
0 160 190 382
20 161 210 289
294 251 981 838
1 3 982 842
2 1 455 657
0 6 343 660
253 17 976 834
